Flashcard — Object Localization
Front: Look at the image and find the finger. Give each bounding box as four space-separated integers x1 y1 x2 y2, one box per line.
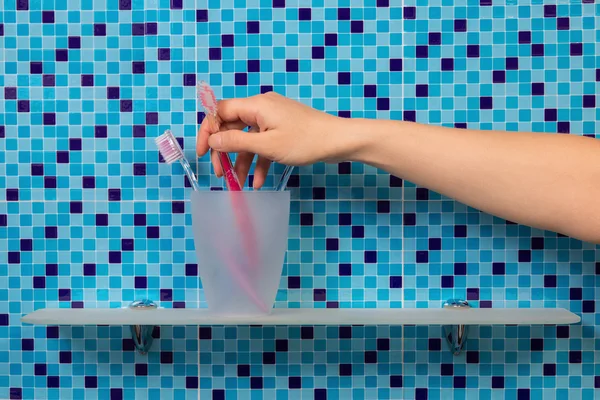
233 126 259 186
216 96 264 127
210 149 223 177
234 152 255 187
220 121 248 132
196 118 212 157
253 156 272 190
208 129 271 156
197 118 247 157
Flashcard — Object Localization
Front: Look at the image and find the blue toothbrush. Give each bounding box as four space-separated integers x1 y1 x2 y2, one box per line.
275 165 294 191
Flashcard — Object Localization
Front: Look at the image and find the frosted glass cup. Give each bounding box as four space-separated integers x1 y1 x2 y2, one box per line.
190 190 291 316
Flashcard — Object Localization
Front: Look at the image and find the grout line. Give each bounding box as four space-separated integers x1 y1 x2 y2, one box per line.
2 197 419 203
399 4 405 395
195 3 201 397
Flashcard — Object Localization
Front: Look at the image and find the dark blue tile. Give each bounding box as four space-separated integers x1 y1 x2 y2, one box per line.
480 97 493 109
94 24 106 36
416 251 428 263
518 389 530 400
543 364 556 376
467 45 479 58
109 251 121 264
325 33 337 46
557 121 570 134
22 339 34 351
390 58 402 71
531 338 544 351
364 251 377 263
429 338 441 351
68 36 81 49
288 276 300 289
532 44 544 56
288 376 302 389
34 364 47 376
454 19 467 32
467 288 479 300
30 62 43 74
544 275 557 288
364 351 377 363
441 58 454 71
199 327 212 339
416 188 429 200
313 289 326 301
300 213 313 226
583 300 595 313
492 376 504 388
186 377 198 389
56 49 68 61
262 352 276 364
429 238 441 250
493 262 505 275
350 21 363 33
429 32 441 45
390 375 402 387
441 276 454 288
557 17 569 30
570 43 583 56
403 7 416 19
338 72 351 85
132 61 145 74
298 8 311 20
518 31 531 44
339 364 352 376
493 70 505 83
160 352 173 364
196 9 208 22
455 263 467 275
338 8 350 20
454 376 466 388
250 377 263 389
441 364 453 375
94 125 107 138
377 338 390 350
544 5 556 17
301 327 314 339
83 264 96 276
85 376 98 388
135 364 148 376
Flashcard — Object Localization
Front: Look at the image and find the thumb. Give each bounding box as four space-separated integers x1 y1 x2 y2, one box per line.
208 129 266 155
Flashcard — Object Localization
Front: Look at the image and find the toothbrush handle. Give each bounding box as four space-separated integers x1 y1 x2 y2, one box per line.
180 159 202 192
218 152 242 191
275 165 294 191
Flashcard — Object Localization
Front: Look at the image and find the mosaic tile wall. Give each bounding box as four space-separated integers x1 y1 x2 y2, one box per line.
0 0 599 398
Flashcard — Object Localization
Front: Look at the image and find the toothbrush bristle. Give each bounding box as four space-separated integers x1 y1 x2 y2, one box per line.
197 80 218 116
155 130 184 164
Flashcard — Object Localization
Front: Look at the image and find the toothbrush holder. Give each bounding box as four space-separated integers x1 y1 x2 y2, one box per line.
190 190 291 316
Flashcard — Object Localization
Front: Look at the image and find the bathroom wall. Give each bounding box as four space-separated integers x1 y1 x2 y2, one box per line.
1 0 598 398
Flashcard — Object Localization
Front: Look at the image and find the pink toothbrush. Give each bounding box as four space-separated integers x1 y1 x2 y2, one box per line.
197 81 264 308
197 81 242 191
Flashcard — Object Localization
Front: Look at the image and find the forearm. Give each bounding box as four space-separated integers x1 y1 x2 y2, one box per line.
346 118 600 243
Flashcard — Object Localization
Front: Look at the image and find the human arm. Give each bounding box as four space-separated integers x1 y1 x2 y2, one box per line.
196 92 600 243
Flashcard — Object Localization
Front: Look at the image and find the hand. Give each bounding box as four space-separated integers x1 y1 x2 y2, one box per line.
196 92 358 189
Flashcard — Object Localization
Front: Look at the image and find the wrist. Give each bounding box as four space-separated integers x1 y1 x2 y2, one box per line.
338 118 402 165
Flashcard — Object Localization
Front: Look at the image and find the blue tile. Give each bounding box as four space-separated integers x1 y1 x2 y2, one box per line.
0 0 598 398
